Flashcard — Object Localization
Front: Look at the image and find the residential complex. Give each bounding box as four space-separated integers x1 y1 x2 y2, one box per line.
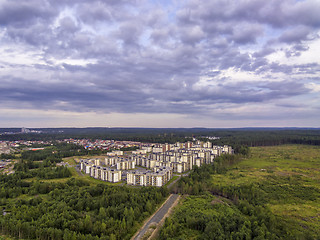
79 141 233 186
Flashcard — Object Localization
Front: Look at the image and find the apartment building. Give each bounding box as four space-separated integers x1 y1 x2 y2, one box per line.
116 159 135 170
80 160 122 183
106 150 124 156
127 166 172 187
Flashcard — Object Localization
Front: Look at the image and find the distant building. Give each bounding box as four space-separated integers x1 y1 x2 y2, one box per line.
21 127 30 133
107 150 124 156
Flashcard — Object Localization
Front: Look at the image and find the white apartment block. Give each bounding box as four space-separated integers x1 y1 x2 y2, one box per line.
141 146 152 152
132 149 148 154
106 150 124 156
152 147 163 153
104 156 136 170
80 160 122 183
116 159 135 170
127 166 172 187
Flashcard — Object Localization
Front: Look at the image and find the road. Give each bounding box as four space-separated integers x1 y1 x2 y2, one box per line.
166 171 192 189
166 175 181 189
74 165 84 176
133 194 179 240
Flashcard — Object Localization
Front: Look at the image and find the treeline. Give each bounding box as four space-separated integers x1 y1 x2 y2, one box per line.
119 146 139 151
209 129 320 147
2 128 320 147
0 179 169 240
0 153 15 159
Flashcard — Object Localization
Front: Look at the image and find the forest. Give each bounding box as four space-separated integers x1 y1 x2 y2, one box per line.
0 142 169 240
1 128 320 147
0 178 168 240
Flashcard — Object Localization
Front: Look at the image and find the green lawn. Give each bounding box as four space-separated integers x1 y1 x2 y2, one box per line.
68 167 122 186
62 156 77 165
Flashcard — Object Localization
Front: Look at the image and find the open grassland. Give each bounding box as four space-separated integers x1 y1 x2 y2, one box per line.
212 145 320 237
160 145 320 239
213 145 320 186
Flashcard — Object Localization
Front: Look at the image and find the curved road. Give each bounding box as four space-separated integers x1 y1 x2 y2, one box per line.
133 194 179 240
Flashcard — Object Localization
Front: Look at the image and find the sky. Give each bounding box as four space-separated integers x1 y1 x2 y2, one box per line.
0 0 320 128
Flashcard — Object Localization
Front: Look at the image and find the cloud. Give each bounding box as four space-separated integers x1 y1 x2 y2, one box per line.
0 0 56 26
279 25 312 43
0 0 320 127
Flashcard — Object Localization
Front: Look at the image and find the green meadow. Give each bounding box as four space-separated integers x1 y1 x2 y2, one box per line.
160 145 320 239
213 145 320 236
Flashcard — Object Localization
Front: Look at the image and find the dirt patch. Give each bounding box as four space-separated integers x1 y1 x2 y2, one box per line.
211 198 225 205
275 171 291 176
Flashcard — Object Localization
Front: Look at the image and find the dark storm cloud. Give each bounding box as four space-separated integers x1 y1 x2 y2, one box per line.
279 26 313 43
0 0 320 120
180 0 320 28
0 0 56 26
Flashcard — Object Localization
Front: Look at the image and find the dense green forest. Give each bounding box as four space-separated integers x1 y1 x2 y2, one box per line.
0 144 169 239
1 128 320 147
0 179 168 240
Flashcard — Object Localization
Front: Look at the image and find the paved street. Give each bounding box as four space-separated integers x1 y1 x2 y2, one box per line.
133 194 179 240
166 175 181 189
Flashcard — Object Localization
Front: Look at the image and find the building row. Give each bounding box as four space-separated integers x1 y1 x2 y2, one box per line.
126 166 172 187
80 160 122 182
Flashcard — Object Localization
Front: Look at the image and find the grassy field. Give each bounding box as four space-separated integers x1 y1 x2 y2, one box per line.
211 145 320 237
67 165 123 186
212 145 320 186
160 145 320 239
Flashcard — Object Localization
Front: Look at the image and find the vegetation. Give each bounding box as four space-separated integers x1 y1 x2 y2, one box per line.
161 145 320 239
0 179 168 240
0 154 15 160
119 146 139 151
2 128 320 147
0 144 169 240
2 129 320 239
